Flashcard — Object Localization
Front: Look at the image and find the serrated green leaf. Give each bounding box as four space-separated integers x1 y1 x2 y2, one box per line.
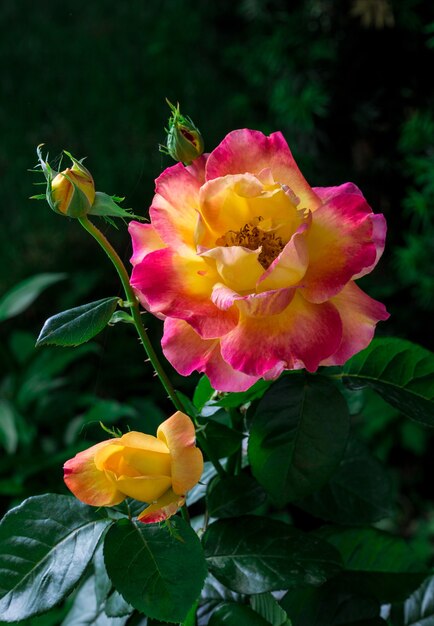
0 494 111 622
206 472 267 518
181 601 198 626
104 591 133 618
202 421 244 459
108 311 134 325
340 338 434 426
36 297 119 347
250 592 292 625
93 541 112 610
0 273 66 322
103 517 207 623
194 376 214 410
281 581 380 626
203 516 342 595
197 574 241 626
249 375 350 505
390 575 434 625
61 576 130 626
296 438 394 524
212 379 273 409
209 603 270 626
315 527 428 603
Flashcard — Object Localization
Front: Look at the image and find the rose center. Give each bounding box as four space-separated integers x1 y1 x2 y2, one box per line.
216 216 285 270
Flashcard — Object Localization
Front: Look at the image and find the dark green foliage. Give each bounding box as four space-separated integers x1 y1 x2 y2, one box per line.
103 518 207 623
201 421 244 459
206 472 268 518
390 575 434 625
62 577 131 626
281 581 380 626
250 593 292 626
341 338 434 425
0 495 111 621
249 375 350 504
296 438 394 525
203 516 342 594
209 603 270 625
36 297 119 347
316 527 428 603
0 274 66 323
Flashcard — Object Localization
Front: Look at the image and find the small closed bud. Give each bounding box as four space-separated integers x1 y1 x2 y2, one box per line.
50 162 95 217
48 154 96 217
35 146 96 218
162 100 204 164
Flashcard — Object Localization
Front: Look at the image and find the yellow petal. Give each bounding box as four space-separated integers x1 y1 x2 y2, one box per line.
157 412 204 495
115 475 172 502
119 431 169 453
121 447 172 477
201 246 263 293
64 440 125 507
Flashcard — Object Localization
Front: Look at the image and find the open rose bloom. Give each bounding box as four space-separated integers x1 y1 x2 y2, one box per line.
64 411 203 523
130 130 389 392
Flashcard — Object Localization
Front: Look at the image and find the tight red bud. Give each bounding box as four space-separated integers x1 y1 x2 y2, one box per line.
163 100 204 164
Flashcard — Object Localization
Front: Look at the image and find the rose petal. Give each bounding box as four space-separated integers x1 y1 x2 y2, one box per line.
257 221 309 292
197 173 302 249
202 246 263 293
162 317 259 392
137 488 185 524
64 441 125 507
157 411 203 495
150 162 201 250
131 247 237 338
119 431 169 453
212 283 295 316
128 222 165 267
186 153 209 184
302 191 385 302
205 129 320 210
323 281 390 365
313 182 364 204
121 447 172 477
114 475 172 502
220 292 342 376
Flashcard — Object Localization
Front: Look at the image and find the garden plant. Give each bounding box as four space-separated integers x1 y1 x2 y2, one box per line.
1 101 434 626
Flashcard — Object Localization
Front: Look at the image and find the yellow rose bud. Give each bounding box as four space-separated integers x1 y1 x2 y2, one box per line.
163 100 204 164
63 411 203 524
50 161 95 217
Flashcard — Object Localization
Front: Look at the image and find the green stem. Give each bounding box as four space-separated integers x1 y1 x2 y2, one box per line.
181 504 190 524
78 216 226 479
78 216 184 412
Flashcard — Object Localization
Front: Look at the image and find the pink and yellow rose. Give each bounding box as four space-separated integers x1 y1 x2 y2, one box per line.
129 129 389 392
63 411 203 523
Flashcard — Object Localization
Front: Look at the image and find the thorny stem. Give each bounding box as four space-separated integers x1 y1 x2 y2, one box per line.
78 216 226 485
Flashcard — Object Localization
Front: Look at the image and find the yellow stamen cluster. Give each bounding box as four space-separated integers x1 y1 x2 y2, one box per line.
216 216 285 269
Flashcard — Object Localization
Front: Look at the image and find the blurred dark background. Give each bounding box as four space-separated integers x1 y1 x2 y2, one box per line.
1 0 434 523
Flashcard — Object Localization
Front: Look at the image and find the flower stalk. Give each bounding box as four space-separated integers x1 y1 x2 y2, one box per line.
77 215 226 480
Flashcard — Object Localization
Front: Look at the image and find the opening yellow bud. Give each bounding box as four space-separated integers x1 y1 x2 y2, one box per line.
51 165 95 217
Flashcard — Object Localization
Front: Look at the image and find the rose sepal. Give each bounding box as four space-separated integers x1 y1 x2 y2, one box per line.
88 191 142 220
